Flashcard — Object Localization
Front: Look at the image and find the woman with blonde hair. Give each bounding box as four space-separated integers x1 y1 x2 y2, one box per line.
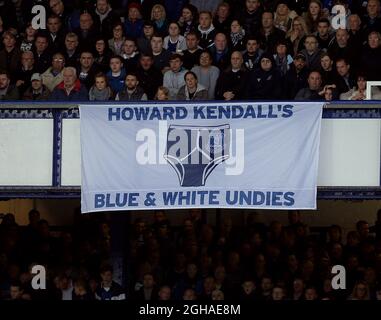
151 4 168 37
274 1 298 33
286 16 308 56
155 86 170 100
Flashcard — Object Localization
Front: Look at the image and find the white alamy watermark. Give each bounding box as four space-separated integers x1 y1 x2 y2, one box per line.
31 265 46 290
331 265 346 290
135 121 245 175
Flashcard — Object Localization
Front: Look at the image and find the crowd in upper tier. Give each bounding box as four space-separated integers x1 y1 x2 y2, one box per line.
1 0 381 102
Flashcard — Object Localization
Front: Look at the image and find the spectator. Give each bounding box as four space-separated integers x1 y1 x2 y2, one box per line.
274 1 298 32
190 0 221 13
49 67 88 100
9 282 24 300
44 15 65 54
151 34 171 72
115 72 148 101
32 34 51 74
348 14 366 52
151 4 168 38
121 38 140 73
77 51 100 91
192 50 220 100
0 70 19 100
213 2 232 35
41 53 65 92
295 70 324 100
273 40 293 78
305 286 319 300
348 281 371 300
315 18 333 50
22 73 51 100
0 31 21 78
360 31 381 81
257 11 286 54
137 21 155 55
14 51 36 95
271 286 286 301
320 52 337 86
229 20 246 52
243 36 264 71
20 23 37 53
177 71 208 100
89 73 113 101
286 16 308 56
209 32 231 71
362 0 381 36
73 278 94 300
74 12 99 53
302 0 325 33
215 51 247 100
234 0 263 37
62 32 80 68
178 4 198 36
245 52 282 99
93 0 121 40
158 285 171 300
124 3 144 39
108 22 125 56
154 86 170 100
183 288 197 300
198 11 216 49
163 53 187 99
106 55 126 94
335 58 356 94
300 35 323 71
211 289 225 300
340 74 378 100
284 53 309 99
164 22 187 54
328 28 358 68
135 273 158 301
93 37 113 73
136 53 163 100
95 264 125 300
182 31 203 70
48 0 80 32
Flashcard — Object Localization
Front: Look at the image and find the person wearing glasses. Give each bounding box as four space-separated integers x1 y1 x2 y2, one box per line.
41 53 65 91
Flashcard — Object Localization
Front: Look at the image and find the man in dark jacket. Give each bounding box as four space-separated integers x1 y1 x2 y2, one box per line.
115 72 148 101
0 31 21 81
93 0 121 40
49 67 88 100
284 53 309 99
245 52 282 99
215 51 247 100
234 0 263 37
136 53 163 100
0 70 19 100
22 73 51 100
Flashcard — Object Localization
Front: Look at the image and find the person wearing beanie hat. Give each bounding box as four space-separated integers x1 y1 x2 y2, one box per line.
245 52 282 99
124 2 144 39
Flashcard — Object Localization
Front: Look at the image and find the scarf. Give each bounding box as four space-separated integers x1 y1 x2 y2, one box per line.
89 86 111 101
230 29 245 46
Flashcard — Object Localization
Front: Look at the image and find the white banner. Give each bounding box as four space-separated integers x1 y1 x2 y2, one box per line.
80 102 323 212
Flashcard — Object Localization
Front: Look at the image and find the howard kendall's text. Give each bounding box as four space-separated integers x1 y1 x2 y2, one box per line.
108 105 294 121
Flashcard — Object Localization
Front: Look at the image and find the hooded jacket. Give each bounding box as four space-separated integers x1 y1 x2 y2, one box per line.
245 53 282 99
176 83 209 100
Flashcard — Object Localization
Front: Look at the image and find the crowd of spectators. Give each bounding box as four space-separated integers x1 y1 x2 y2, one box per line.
1 208 381 301
1 0 381 102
